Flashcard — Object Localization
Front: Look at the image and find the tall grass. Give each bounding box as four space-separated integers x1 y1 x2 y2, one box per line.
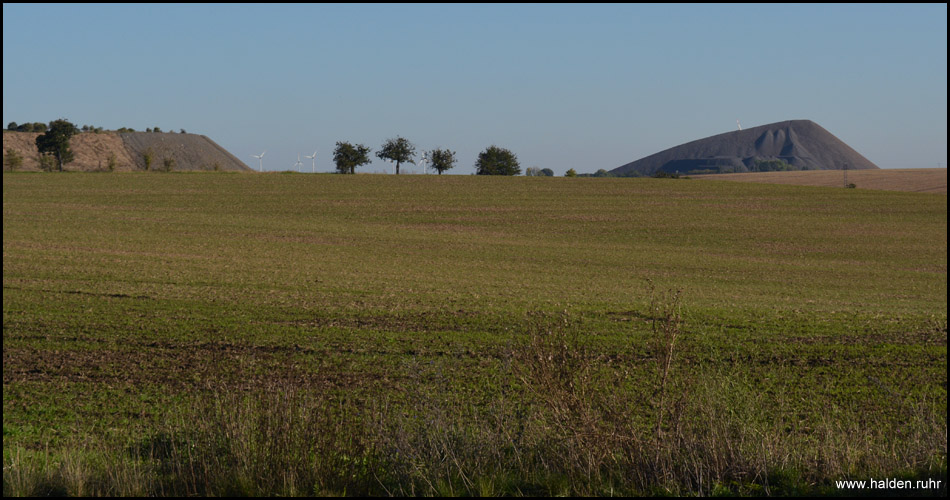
6 290 944 496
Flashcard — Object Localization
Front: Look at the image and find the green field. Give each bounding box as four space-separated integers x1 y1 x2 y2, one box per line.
3 172 947 496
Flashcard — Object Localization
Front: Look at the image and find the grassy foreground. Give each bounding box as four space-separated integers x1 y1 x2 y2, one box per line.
3 172 947 496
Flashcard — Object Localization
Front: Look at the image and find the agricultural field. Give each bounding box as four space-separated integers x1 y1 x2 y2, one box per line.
691 168 948 194
3 172 947 496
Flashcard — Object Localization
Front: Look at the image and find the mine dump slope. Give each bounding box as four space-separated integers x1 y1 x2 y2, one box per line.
2 131 252 172
611 119 880 177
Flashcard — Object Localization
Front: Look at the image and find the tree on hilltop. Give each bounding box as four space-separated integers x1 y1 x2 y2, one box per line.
8 122 48 133
35 119 79 171
333 141 372 174
376 137 416 175
428 148 457 175
475 145 521 176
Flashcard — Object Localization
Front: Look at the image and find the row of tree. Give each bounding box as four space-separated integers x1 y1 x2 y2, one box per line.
6 122 48 133
7 121 186 135
333 137 524 176
8 120 565 176
525 167 555 176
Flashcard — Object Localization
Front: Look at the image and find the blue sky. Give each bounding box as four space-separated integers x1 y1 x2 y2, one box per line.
3 3 947 174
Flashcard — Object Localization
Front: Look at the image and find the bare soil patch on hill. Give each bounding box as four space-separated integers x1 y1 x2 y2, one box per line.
4 131 139 171
2 130 251 172
691 168 947 194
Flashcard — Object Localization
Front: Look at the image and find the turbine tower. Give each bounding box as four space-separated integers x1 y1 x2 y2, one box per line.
420 151 429 174
292 153 304 172
304 151 317 173
251 151 266 172
737 119 742 131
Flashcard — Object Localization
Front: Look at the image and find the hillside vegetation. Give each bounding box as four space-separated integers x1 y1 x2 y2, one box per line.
3 130 251 172
3 173 946 496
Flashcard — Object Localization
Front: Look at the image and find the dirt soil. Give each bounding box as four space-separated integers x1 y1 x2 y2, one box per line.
3 130 252 172
691 168 947 194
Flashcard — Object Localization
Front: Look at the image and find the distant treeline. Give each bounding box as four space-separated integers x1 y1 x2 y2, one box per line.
8 120 800 177
6 122 188 134
569 169 671 178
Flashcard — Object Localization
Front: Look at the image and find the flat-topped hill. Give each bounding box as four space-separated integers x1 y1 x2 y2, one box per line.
2 130 252 172
611 119 880 176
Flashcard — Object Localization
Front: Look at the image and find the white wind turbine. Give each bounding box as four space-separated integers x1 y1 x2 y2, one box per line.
292 153 304 172
251 151 266 172
304 151 317 173
420 151 429 174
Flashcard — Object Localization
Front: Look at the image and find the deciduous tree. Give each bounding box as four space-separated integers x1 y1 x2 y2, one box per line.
428 148 457 175
475 145 521 176
4 148 24 171
35 119 79 171
376 137 416 174
333 141 372 174
143 148 154 171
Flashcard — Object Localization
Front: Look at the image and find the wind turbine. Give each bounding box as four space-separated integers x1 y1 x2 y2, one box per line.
304 151 317 173
292 153 304 172
736 119 742 131
251 151 266 172
420 151 429 174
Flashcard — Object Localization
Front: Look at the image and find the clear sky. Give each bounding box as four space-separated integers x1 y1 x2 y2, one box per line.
3 3 947 174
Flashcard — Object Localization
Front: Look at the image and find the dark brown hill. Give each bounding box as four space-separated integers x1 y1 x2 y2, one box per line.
611 120 880 177
2 130 252 172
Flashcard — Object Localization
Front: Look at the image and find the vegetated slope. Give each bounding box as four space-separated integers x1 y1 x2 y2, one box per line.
611 119 880 176
691 168 947 194
2 130 252 172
